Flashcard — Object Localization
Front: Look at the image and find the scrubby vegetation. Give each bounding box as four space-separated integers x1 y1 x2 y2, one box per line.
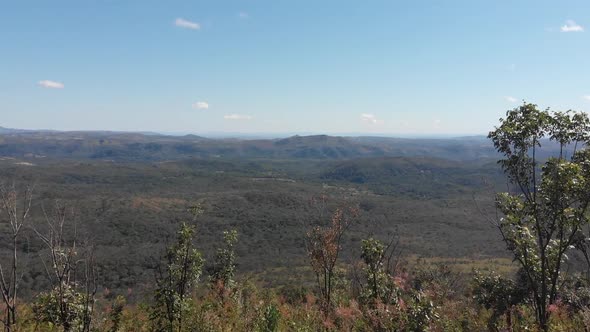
2 103 590 330
4 221 590 331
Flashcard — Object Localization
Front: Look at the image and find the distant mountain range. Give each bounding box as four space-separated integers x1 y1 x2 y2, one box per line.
0 126 34 134
0 126 563 162
1 126 487 139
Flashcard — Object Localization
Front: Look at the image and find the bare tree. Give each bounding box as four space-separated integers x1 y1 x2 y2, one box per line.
0 182 33 331
33 201 97 332
80 242 98 332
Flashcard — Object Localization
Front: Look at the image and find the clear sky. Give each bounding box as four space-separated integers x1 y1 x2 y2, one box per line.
1 0 589 136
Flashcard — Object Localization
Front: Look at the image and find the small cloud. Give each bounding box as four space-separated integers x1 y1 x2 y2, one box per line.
38 80 64 89
360 113 383 125
561 20 584 32
192 101 209 110
175 18 200 30
238 12 249 19
433 119 442 128
583 95 590 102
505 96 518 103
224 114 252 120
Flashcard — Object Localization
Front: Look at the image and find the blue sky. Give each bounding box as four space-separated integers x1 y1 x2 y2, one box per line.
1 0 589 136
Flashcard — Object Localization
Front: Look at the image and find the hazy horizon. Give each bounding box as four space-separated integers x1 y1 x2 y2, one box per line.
1 123 490 139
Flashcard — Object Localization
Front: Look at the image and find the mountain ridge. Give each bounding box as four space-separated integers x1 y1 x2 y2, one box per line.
0 130 500 161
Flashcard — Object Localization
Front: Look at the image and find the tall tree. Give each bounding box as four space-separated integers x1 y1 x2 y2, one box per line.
488 102 590 331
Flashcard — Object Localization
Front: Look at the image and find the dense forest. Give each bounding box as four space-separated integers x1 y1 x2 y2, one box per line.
1 103 590 331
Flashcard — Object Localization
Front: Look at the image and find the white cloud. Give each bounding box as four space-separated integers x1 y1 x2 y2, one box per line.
583 95 590 102
360 113 383 125
38 80 64 89
505 96 518 103
192 101 209 110
561 20 584 32
224 114 252 120
238 12 249 19
175 18 200 30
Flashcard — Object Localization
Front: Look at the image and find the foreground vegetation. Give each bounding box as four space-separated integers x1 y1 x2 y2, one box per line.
4 222 590 332
2 102 590 331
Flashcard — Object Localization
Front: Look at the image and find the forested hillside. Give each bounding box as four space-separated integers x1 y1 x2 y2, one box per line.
0 148 506 299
